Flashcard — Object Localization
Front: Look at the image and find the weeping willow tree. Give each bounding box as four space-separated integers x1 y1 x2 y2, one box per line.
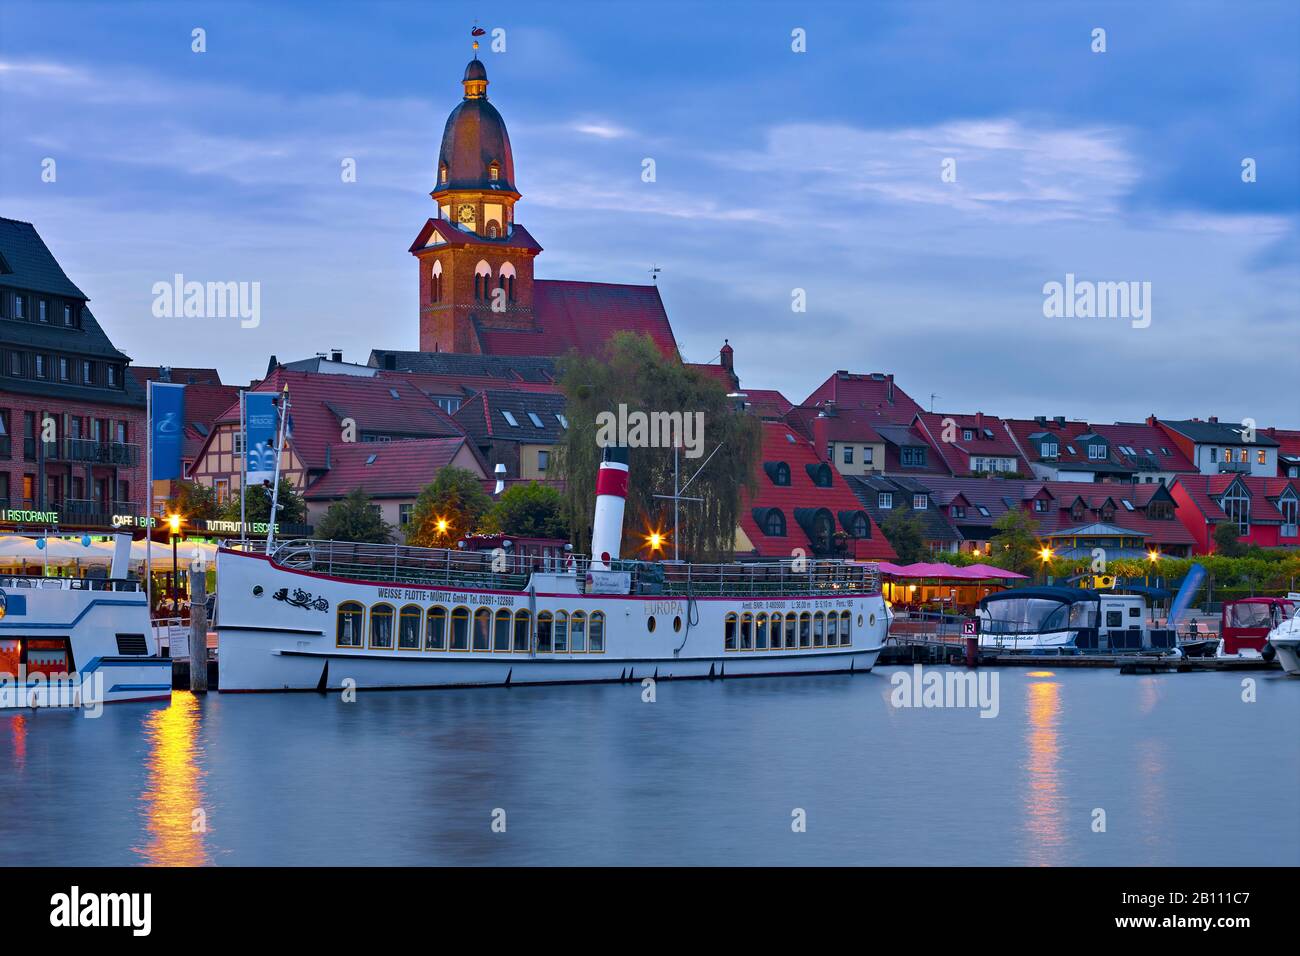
555 332 761 562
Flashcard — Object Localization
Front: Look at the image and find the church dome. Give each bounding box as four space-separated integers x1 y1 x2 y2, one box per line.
435 59 516 195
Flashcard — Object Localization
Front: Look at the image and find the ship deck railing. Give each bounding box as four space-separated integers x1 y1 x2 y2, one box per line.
230 539 880 598
0 576 143 593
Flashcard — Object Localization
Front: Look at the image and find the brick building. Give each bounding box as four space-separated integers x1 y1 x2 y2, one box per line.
0 218 146 533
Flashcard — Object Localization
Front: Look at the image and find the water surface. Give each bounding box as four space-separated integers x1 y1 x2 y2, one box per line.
1 668 1296 866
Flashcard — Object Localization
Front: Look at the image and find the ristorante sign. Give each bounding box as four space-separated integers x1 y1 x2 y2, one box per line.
2 509 61 524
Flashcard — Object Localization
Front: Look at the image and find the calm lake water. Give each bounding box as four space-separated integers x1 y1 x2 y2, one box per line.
1 668 1296 866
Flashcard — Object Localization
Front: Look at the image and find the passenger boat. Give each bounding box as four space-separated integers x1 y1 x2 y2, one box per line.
215 450 888 691
974 586 1177 654
1216 596 1297 659
0 574 172 710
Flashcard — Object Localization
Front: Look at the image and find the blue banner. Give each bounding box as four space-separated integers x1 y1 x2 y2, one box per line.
1167 563 1207 628
150 382 185 480
245 392 279 486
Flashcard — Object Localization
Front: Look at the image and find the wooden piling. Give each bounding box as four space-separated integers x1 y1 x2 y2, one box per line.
189 566 208 693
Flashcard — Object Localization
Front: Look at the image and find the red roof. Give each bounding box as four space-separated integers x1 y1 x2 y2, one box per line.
1089 421 1197 473
195 369 464 474
474 280 678 359
914 412 1029 475
738 422 895 561
685 362 737 388
802 371 921 425
409 217 543 254
132 366 223 386
304 437 480 500
1173 475 1300 525
742 388 793 420
181 384 242 460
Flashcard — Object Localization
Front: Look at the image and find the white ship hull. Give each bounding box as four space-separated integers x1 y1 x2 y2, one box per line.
1268 616 1300 676
216 548 887 692
0 577 171 710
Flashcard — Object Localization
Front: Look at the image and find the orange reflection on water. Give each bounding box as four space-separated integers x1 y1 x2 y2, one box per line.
1023 674 1065 865
136 692 209 866
5 713 27 771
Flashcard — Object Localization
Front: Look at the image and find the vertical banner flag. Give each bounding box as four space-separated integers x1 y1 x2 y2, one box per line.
149 382 186 480
245 392 279 486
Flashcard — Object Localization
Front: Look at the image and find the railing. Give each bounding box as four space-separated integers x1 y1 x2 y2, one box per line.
42 438 140 466
0 576 142 592
241 539 881 598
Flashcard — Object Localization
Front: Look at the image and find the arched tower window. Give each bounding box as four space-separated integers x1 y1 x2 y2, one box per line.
431 260 443 303
474 260 491 301
498 262 516 302
486 222 500 238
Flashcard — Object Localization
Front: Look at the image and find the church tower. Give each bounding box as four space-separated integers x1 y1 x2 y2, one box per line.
411 56 542 353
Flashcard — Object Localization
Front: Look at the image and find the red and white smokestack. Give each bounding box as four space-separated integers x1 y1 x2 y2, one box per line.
590 445 629 571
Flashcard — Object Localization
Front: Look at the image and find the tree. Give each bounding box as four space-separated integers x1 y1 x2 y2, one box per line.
314 488 394 544
1213 522 1248 557
989 508 1042 575
170 480 218 524
489 481 568 538
406 466 495 547
879 509 927 564
219 477 307 526
555 331 761 561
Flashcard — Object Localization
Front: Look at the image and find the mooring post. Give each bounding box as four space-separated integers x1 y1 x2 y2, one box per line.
189 561 209 693
965 635 979 667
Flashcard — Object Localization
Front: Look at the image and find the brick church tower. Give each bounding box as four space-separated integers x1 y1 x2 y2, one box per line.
411 56 543 353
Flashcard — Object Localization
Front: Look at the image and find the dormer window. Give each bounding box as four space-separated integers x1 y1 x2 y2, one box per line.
962 429 974 441
1042 441 1058 458
488 161 500 182
878 493 893 510
1033 499 1048 513
913 494 928 510
439 164 448 185
1088 443 1107 460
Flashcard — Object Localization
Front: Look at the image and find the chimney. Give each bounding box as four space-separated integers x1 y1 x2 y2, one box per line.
975 411 984 431
886 374 894 403
331 349 343 363
719 339 733 372
159 366 171 383
1053 415 1066 427
1035 415 1047 427
1146 414 1158 427
1208 415 1218 424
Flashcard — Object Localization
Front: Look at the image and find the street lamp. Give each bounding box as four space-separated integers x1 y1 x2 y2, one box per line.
1146 549 1160 587
1038 545 1053 585
167 513 182 606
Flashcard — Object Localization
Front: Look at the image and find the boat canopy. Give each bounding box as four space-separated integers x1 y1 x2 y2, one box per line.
978 587 1099 636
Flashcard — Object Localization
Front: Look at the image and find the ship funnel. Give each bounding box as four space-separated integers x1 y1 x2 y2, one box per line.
590 445 629 571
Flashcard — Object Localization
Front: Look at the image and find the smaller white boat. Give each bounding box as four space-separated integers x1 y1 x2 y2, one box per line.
1266 611 1300 677
0 540 173 711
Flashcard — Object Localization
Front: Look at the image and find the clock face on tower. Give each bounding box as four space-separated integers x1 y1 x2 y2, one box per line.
457 203 476 224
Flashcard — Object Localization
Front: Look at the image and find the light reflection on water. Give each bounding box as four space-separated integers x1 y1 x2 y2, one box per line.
0 670 1295 866
135 692 209 866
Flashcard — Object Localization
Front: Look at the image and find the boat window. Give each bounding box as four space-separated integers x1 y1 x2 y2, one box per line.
982 597 1078 635
1068 602 1097 629
799 612 811 648
398 604 422 650
589 611 604 653
740 612 753 650
493 609 512 651
826 612 838 645
554 611 569 652
1229 603 1273 628
786 612 798 648
536 611 553 652
426 606 447 650
337 601 364 648
570 611 587 652
369 603 394 649
840 610 852 645
769 613 782 649
1106 610 1123 628
473 608 492 651
725 612 738 650
813 611 825 647
451 606 470 650
755 613 768 649
514 610 531 652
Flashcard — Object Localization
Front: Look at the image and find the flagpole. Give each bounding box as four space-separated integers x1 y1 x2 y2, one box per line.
265 385 290 551
145 380 154 620
239 390 247 548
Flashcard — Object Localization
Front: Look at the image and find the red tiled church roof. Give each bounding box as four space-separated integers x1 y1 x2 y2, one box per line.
473 280 678 359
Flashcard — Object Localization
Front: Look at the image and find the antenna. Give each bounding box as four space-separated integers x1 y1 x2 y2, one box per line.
649 264 662 284
930 392 941 413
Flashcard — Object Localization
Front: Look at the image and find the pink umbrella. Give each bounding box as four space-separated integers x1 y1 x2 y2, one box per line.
963 563 1029 580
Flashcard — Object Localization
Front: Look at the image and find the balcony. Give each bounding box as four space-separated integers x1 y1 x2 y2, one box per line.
1217 461 1250 474
61 498 139 529
42 438 140 467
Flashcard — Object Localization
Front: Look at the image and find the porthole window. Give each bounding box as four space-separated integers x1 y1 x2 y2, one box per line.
647 615 657 634
673 615 682 633
866 613 874 627
253 586 264 597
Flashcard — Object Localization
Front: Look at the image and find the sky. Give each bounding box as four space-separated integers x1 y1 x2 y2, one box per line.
1 0 1297 425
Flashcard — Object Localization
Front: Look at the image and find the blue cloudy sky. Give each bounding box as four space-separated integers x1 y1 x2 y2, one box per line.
1 1 1296 424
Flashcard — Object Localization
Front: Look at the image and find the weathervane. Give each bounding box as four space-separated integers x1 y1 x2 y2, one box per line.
472 21 485 57
649 264 662 284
